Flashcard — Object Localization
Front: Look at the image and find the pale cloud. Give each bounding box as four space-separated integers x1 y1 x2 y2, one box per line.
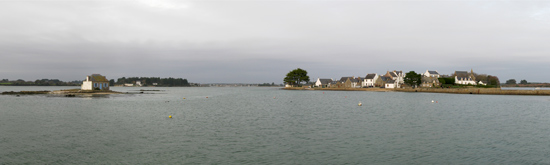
1 1 549 83
138 0 190 10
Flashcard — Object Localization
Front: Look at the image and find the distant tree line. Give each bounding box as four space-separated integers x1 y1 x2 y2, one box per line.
0 79 80 86
0 77 193 87
115 77 191 87
505 79 529 85
258 82 282 86
503 79 550 87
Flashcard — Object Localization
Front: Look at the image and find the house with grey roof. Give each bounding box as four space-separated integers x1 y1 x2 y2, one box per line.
350 77 361 88
421 77 440 87
81 74 110 90
337 76 361 88
385 80 397 88
376 76 390 87
314 78 333 88
383 70 404 88
455 70 477 85
362 73 379 87
423 70 440 78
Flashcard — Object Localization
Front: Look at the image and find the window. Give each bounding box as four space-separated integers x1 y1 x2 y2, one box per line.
94 83 97 87
105 83 108 87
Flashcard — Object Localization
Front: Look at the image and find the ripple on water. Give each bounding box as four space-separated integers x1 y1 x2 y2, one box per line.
1 87 550 164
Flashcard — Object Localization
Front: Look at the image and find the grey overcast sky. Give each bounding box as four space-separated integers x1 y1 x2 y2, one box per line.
1 0 549 83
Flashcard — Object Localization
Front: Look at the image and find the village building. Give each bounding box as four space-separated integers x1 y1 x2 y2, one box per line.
478 80 488 85
314 78 333 88
376 76 391 87
455 70 477 85
362 73 379 87
421 77 441 87
423 70 440 78
383 70 404 88
385 80 397 88
336 76 362 88
81 74 110 90
351 77 361 88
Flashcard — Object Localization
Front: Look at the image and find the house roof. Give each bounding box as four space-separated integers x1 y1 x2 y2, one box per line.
387 80 396 83
455 71 468 76
422 77 439 83
318 79 332 85
89 74 108 82
389 72 398 77
455 71 471 79
428 70 439 74
380 76 390 81
339 77 353 82
365 74 377 79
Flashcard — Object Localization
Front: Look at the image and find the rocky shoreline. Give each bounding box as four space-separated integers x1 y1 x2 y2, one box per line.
2 89 123 96
283 87 550 96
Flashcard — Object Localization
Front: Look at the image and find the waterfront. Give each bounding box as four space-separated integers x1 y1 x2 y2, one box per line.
1 86 550 164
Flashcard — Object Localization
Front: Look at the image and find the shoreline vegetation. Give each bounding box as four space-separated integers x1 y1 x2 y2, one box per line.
282 87 550 96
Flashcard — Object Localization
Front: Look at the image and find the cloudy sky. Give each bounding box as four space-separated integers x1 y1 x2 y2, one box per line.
1 0 549 83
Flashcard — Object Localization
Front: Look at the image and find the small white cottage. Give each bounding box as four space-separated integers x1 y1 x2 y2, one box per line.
81 74 110 90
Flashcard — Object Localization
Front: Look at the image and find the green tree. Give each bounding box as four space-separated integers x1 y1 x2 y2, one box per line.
109 79 115 86
284 68 310 86
520 79 528 84
438 77 455 85
506 79 516 85
487 75 500 87
404 71 421 88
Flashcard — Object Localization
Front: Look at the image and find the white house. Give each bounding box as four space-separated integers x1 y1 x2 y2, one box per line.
385 80 396 88
362 73 379 87
81 74 110 90
478 81 487 85
423 70 440 78
384 70 404 88
315 78 333 87
455 70 477 85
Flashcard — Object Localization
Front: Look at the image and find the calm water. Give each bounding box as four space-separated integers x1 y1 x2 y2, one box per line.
1 86 550 164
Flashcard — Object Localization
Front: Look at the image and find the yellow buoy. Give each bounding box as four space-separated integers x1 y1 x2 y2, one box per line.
169 115 172 118
358 102 362 106
183 97 186 99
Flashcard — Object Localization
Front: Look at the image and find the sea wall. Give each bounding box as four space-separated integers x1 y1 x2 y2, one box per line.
283 87 550 95
396 88 550 95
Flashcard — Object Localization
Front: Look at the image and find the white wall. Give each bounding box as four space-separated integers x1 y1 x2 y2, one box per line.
81 81 92 90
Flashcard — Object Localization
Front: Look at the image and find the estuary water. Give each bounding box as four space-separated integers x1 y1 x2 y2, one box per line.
1 86 550 164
